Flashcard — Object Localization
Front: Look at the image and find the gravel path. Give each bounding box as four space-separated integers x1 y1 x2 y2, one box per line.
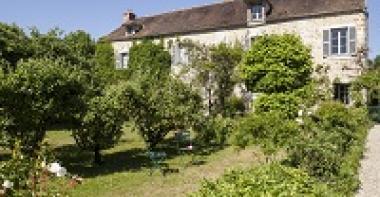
357 125 380 197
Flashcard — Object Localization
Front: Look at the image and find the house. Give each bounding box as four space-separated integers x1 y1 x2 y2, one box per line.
108 0 368 105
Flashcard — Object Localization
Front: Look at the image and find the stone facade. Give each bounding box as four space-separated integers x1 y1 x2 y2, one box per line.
112 12 368 84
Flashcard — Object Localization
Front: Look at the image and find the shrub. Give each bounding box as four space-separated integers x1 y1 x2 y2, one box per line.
231 112 299 154
73 83 128 164
240 34 313 94
125 77 202 149
191 164 336 197
254 93 301 119
194 115 235 146
0 58 86 153
224 96 246 117
287 101 371 195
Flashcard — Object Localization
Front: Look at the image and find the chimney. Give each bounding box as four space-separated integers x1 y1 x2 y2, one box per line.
123 10 136 23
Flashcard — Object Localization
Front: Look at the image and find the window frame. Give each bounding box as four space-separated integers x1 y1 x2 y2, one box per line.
251 4 264 21
323 26 357 58
333 83 350 105
120 52 129 69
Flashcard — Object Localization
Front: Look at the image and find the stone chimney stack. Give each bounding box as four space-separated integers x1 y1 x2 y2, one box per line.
123 10 136 23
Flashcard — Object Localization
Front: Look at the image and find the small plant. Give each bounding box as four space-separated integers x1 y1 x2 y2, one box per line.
191 163 336 197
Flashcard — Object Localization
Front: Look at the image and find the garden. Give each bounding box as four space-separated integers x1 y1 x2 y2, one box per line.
0 22 377 196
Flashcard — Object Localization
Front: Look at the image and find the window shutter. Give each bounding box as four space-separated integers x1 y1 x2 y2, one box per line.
323 30 330 58
349 27 356 54
115 53 122 69
174 44 180 65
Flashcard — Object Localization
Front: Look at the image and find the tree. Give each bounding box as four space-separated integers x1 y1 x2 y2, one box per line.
0 22 31 72
374 55 380 69
179 41 243 116
73 83 127 164
210 43 243 116
127 40 171 80
240 34 313 94
0 58 86 153
93 38 119 83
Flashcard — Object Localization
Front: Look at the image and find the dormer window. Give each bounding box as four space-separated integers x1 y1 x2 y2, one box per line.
251 4 264 21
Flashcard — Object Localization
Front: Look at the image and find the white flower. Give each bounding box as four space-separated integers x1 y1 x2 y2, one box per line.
187 145 193 150
2 180 13 189
56 167 67 177
41 160 47 168
307 111 313 116
48 162 61 174
298 110 303 117
295 118 304 125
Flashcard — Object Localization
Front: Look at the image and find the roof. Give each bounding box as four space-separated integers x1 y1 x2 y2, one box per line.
108 0 365 41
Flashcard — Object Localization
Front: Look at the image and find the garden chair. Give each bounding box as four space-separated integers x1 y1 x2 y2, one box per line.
147 151 168 176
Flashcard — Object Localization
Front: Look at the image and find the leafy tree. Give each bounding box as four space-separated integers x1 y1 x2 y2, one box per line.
374 55 380 69
0 58 86 153
93 38 120 83
179 41 243 116
127 40 171 80
0 22 31 72
125 76 202 148
210 43 243 116
73 83 127 164
240 34 313 93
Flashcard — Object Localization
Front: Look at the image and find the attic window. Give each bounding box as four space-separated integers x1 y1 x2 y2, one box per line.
251 1 264 21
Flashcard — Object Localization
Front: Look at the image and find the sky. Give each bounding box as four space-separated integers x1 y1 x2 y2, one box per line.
0 0 378 58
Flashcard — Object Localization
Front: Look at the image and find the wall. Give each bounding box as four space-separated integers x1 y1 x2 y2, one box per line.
112 12 368 84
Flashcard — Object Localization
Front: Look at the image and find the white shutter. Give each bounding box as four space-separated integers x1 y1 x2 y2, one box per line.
323 29 330 58
349 27 356 54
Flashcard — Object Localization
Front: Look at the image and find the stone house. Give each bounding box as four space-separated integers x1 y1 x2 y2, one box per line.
108 0 368 105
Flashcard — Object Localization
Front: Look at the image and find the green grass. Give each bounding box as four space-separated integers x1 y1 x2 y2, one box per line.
41 130 265 197
0 130 265 196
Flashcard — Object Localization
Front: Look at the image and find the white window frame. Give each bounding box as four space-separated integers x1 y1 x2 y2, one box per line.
330 27 349 56
251 4 264 21
323 26 356 58
120 52 129 69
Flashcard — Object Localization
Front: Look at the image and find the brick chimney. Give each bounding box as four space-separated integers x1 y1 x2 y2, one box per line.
123 10 136 23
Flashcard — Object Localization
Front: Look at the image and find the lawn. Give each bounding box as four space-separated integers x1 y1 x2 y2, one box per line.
34 129 266 197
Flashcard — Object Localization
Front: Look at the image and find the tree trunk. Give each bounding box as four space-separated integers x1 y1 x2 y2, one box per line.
94 144 102 165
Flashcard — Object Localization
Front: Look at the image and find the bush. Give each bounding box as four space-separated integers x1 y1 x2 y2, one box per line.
0 58 86 153
231 112 299 153
73 83 128 164
194 115 235 146
224 96 246 117
240 34 313 94
254 93 301 119
192 164 336 197
287 101 371 195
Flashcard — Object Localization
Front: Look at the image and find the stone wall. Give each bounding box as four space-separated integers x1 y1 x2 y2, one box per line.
112 12 368 84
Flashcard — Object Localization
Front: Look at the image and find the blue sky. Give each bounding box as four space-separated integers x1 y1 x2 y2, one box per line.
0 0 378 58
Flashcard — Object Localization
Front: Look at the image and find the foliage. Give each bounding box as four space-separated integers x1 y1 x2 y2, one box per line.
0 140 69 196
191 163 335 197
254 92 301 119
240 34 313 93
179 41 243 117
224 96 246 117
73 83 128 164
0 22 31 71
287 101 371 195
194 115 235 146
210 43 243 116
0 58 86 152
127 40 171 80
29 28 95 69
94 38 118 83
231 112 299 154
124 76 202 148
374 55 380 69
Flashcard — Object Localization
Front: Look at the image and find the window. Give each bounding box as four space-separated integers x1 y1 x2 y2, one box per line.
172 44 189 65
116 53 128 69
323 27 356 57
334 83 350 104
251 4 264 21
